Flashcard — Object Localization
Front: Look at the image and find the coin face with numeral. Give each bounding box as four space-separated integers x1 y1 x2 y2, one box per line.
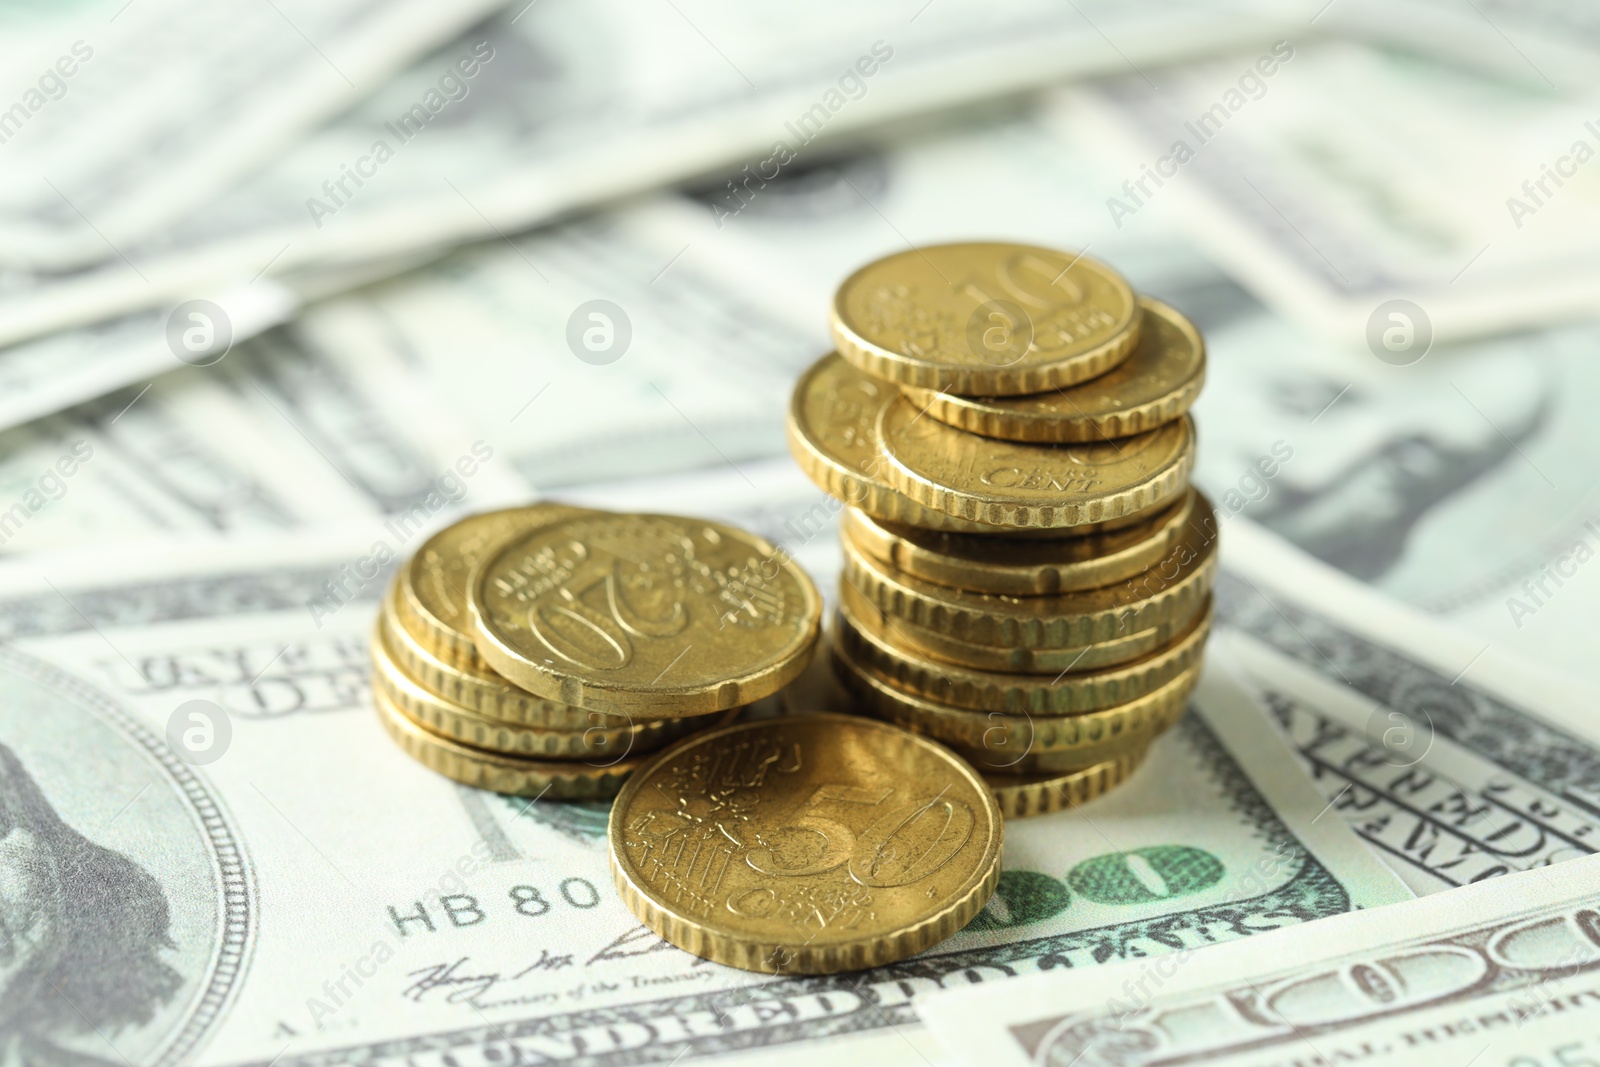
469 513 821 716
829 242 1139 395
608 713 1003 974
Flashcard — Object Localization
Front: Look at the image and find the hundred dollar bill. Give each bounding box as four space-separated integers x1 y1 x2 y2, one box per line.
311 109 1600 704
0 0 1293 348
0 282 296 438
0 240 457 439
0 0 509 268
1139 232 1600 690
0 337 529 554
919 850 1600 1067
1323 0 1600 90
283 212 819 491
0 373 358 554
0 480 1405 1067
1054 41 1600 342
1214 518 1600 896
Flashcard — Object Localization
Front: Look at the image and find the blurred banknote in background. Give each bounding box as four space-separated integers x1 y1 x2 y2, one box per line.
1 1 1599 1065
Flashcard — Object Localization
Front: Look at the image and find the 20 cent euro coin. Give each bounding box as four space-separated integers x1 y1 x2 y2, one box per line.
469 513 821 716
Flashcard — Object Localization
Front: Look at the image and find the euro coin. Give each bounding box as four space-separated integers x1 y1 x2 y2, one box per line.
835 596 1212 714
371 622 711 760
840 493 1217 648
948 675 1191 776
878 401 1194 530
985 750 1148 819
786 351 929 525
470 513 821 715
900 298 1204 442
838 580 1204 673
839 489 1196 596
381 581 599 728
372 685 649 799
608 713 1002 974
788 353 1160 537
394 503 588 672
832 630 1196 770
830 242 1139 395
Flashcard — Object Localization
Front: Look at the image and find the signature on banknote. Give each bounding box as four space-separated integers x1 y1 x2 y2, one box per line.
402 951 577 1006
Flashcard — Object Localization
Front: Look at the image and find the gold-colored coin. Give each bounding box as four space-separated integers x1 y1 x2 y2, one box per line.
835 596 1212 715
470 513 821 715
787 354 1159 538
787 351 1013 532
371 622 710 760
372 686 648 798
952 678 1188 774
840 489 1196 596
839 579 1204 673
985 750 1148 819
830 242 1139 396
833 631 1196 771
878 400 1195 530
900 298 1204 442
394 503 588 672
608 713 1003 974
381 581 598 728
841 493 1217 648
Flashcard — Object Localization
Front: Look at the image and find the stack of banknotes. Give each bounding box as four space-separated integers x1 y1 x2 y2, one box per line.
2 2 1599 1066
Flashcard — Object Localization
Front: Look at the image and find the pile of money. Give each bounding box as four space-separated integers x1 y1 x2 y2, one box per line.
790 241 1216 819
370 504 822 798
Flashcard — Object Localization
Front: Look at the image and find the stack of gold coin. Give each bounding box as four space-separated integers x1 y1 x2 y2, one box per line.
788 241 1217 819
372 506 823 798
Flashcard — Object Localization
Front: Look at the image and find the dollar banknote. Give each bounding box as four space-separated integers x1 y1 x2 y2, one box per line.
0 0 508 268
1216 518 1600 896
1323 0 1600 90
0 356 529 556
1058 40 1600 343
0 243 454 439
919 850 1600 1067
0 283 296 438
0 0 1294 348
0 470 1407 1067
0 374 342 554
1142 242 1600 691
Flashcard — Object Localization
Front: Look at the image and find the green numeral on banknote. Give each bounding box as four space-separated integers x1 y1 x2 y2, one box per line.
1069 845 1225 904
969 846 1227 930
966 871 1075 930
